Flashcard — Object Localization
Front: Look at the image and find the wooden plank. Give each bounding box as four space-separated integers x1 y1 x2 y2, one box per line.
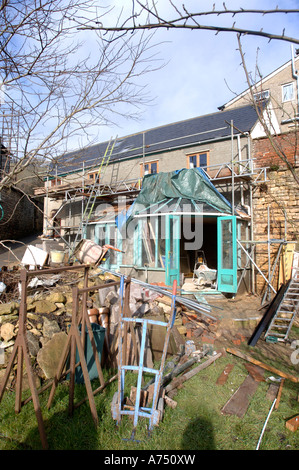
266 384 279 402
245 363 265 382
130 386 148 407
275 378 285 410
226 347 299 383
164 395 177 409
279 243 295 286
165 352 222 394
221 374 259 418
216 364 234 385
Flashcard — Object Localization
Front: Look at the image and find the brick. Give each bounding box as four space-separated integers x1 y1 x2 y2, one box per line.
201 334 215 344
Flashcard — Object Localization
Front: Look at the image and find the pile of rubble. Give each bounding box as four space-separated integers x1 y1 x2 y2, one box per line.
0 267 220 390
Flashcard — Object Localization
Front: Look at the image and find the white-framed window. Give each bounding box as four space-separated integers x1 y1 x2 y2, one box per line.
253 90 270 102
282 83 294 102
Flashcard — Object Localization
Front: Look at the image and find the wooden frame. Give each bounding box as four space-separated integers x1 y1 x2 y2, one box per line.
50 177 62 187
186 151 209 170
87 171 99 182
140 160 159 177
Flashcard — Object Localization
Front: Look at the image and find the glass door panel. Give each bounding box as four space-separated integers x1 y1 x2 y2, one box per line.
217 216 237 293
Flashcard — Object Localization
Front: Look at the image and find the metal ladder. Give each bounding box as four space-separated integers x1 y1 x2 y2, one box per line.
110 160 120 186
264 266 299 342
70 137 117 254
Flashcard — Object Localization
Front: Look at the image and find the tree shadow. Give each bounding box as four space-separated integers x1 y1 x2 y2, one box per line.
181 417 215 450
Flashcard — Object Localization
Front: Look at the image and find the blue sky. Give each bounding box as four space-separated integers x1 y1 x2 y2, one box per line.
71 0 299 148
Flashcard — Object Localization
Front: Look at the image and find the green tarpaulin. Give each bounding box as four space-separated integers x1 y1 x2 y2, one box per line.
118 168 232 226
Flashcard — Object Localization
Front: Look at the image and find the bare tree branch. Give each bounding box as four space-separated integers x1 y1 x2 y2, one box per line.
0 0 160 192
236 34 299 187
78 2 299 45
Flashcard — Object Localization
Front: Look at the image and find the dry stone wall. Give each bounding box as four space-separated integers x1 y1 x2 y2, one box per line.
252 134 299 294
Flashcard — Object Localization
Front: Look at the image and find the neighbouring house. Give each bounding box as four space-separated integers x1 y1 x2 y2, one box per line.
222 52 299 295
0 141 43 242
34 53 299 299
220 53 299 133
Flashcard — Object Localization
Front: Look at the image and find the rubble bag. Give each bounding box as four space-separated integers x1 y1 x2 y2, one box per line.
67 323 106 384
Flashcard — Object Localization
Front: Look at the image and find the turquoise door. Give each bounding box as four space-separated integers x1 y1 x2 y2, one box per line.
217 216 237 293
165 215 180 286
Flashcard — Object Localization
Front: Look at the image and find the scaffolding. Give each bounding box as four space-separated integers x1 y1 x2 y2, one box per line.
0 102 20 175
34 123 295 300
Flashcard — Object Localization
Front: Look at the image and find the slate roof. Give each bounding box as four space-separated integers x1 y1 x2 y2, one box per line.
53 104 259 176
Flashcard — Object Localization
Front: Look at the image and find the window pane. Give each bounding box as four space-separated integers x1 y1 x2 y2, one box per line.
151 162 157 174
189 155 197 168
157 217 165 268
254 90 269 101
108 226 117 265
221 219 233 270
141 221 155 266
199 153 207 167
282 83 294 102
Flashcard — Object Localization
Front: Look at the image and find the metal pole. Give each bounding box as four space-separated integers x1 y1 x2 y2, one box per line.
267 206 271 301
231 120 234 215
256 398 277 450
237 240 276 294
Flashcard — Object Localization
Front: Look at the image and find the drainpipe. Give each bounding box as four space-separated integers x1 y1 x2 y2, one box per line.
231 120 234 215
291 45 299 117
237 134 244 206
248 132 255 294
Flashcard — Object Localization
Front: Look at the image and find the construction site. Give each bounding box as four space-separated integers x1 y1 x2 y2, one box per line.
0 53 298 450
0 120 298 451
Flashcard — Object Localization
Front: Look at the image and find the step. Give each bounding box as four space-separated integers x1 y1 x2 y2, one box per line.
281 302 296 308
266 332 286 338
278 310 296 315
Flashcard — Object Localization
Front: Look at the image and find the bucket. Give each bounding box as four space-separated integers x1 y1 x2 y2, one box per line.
50 250 65 264
73 239 104 265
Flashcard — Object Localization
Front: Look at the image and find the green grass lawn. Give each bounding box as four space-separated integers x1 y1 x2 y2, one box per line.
0 352 298 451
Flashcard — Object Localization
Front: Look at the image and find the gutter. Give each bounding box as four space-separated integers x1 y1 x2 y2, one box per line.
50 132 249 179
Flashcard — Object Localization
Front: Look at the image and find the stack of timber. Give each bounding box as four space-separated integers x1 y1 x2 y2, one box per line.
155 294 218 345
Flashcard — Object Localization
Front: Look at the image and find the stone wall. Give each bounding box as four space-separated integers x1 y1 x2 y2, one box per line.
0 187 43 240
252 134 299 294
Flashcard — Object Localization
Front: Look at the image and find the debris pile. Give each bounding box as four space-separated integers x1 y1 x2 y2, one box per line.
0 263 222 403
0 259 298 449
